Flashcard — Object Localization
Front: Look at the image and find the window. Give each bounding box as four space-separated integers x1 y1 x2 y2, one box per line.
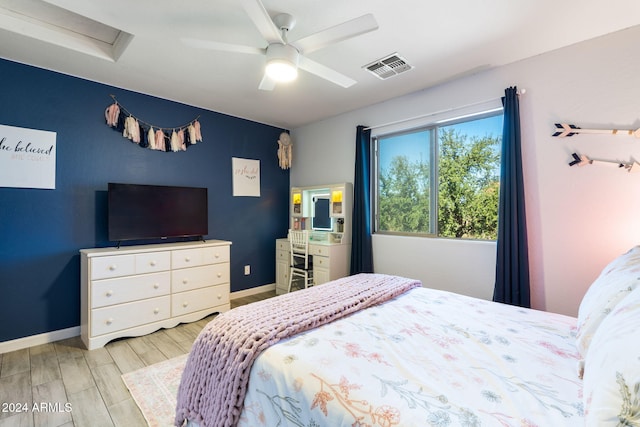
374 112 503 240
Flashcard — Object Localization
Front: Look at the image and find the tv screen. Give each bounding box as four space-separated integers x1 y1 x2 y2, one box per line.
108 183 208 242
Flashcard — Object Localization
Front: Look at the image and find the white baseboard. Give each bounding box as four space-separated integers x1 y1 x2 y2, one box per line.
1 284 276 354
0 326 80 354
231 283 276 300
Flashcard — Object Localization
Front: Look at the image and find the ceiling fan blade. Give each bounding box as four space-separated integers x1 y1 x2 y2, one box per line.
258 74 276 91
298 56 357 88
293 14 378 54
181 38 265 55
240 0 284 44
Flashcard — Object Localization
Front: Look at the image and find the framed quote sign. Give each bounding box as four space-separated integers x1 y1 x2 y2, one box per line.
232 157 260 197
0 124 57 189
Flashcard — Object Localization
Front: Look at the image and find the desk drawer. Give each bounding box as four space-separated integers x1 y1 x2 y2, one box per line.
172 264 229 292
91 296 170 336
91 272 171 308
276 240 289 251
276 249 289 263
314 255 330 269
172 284 229 316
310 245 330 257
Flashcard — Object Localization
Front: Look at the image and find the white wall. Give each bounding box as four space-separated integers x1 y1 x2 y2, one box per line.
291 25 640 316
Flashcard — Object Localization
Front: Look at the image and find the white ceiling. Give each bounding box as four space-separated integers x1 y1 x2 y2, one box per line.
1 0 639 129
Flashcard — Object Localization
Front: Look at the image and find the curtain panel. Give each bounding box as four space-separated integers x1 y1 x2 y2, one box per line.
350 125 374 274
493 86 531 307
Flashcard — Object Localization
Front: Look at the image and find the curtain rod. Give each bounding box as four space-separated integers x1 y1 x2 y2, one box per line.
364 89 525 131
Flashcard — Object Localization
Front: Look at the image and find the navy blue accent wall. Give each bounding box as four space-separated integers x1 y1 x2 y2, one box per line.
0 58 290 343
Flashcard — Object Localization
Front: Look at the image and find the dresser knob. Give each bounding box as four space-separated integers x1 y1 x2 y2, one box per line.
154 308 160 314
182 279 188 284
106 318 113 325
182 302 188 308
153 283 160 289
217 273 222 278
185 257 190 263
150 260 156 266
109 265 116 271
216 294 222 300
214 253 220 259
106 290 113 297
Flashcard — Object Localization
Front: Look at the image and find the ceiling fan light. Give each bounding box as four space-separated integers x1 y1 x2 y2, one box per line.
265 43 299 83
266 58 298 82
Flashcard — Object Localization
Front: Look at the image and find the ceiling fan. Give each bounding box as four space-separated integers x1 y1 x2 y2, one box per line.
182 0 378 91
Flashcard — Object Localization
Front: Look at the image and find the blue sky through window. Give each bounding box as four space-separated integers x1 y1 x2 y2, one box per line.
379 114 503 172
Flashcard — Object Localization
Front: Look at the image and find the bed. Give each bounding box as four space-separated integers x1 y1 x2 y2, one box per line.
175 248 640 427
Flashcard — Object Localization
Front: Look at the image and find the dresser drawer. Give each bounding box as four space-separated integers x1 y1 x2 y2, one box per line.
172 263 229 293
202 245 230 264
135 251 171 274
172 248 205 269
91 296 170 336
172 284 229 316
91 255 135 280
91 272 171 308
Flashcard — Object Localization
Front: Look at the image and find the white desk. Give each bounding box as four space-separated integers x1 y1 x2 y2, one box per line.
275 238 351 295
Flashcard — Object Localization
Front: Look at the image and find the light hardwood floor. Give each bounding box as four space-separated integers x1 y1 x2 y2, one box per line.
0 291 275 427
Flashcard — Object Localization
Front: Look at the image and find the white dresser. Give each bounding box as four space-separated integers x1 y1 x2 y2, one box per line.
80 240 231 350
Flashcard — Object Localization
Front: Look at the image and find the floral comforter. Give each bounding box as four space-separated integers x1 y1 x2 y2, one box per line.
237 287 583 427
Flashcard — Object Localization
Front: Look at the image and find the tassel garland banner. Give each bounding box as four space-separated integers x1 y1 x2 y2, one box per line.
105 95 202 152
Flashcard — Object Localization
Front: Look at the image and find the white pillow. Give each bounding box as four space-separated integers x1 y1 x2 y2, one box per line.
583 285 640 425
576 246 640 356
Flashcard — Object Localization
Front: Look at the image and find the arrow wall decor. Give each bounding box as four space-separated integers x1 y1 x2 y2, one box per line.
553 123 640 138
568 152 640 173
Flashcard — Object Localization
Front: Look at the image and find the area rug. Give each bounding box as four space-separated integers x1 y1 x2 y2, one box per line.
122 354 188 427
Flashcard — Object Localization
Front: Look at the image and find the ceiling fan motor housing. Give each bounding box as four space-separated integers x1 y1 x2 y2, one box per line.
265 43 300 81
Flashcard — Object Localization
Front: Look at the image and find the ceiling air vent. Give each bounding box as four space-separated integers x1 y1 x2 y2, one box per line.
364 53 413 80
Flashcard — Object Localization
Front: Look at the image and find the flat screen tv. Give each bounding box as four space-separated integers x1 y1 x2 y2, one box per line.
108 183 208 243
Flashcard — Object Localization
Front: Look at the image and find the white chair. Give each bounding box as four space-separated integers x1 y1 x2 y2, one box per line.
288 229 313 292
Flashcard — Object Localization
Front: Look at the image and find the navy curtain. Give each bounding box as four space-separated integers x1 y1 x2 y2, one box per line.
350 125 374 274
493 87 530 307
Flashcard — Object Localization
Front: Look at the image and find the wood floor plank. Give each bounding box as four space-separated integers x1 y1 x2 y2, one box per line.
0 348 30 378
83 347 114 370
91 363 131 408
145 331 186 359
162 324 193 343
123 335 165 367
0 372 32 422
59 356 94 395
175 338 195 354
105 342 144 374
107 398 147 427
54 337 86 361
0 412 32 427
32 379 73 427
67 386 113 427
30 344 61 387
176 322 202 342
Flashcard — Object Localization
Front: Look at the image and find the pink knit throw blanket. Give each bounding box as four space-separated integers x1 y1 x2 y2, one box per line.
174 273 421 427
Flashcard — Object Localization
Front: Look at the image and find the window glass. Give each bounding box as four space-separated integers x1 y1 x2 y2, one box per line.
375 112 502 240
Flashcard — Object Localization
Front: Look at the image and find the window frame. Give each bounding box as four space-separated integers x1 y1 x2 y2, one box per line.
372 109 503 240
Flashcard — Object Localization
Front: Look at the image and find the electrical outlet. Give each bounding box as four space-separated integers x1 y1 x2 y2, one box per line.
244 265 250 275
